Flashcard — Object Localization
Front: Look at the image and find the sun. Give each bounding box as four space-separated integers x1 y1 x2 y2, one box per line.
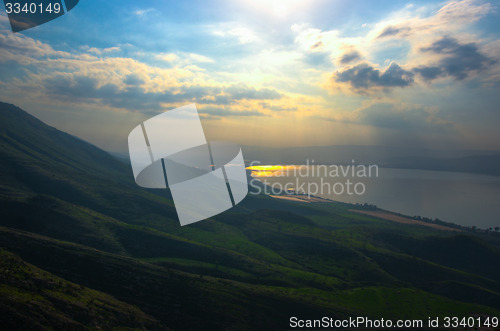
245 0 310 18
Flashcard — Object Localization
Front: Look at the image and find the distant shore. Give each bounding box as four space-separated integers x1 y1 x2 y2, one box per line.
349 209 462 232
269 194 333 203
269 194 465 232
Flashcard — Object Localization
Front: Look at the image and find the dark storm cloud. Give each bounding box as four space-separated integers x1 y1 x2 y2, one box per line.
416 37 494 80
334 62 414 89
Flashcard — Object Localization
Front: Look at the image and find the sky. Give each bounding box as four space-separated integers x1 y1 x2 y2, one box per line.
0 0 499 153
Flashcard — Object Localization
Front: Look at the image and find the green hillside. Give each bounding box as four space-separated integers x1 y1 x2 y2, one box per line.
0 248 164 330
0 102 499 330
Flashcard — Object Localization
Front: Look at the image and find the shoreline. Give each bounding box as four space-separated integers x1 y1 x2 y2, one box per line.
349 209 462 232
269 194 333 203
268 194 465 232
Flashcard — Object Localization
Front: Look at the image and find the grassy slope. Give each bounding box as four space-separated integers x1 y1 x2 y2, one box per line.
0 102 499 329
0 248 164 330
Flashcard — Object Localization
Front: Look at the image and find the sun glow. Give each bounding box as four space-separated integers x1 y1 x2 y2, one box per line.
244 0 311 18
246 165 298 177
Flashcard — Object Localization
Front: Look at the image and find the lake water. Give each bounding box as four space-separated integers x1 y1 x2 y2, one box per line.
251 167 500 229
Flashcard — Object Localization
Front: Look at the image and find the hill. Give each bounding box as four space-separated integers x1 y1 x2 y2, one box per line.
0 248 163 330
0 102 499 330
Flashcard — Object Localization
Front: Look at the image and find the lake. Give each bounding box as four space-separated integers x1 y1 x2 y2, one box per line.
250 166 500 229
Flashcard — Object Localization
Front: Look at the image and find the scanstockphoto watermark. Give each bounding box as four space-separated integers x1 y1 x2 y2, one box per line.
248 160 379 197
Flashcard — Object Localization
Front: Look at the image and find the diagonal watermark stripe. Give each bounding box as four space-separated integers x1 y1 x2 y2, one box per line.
128 104 248 226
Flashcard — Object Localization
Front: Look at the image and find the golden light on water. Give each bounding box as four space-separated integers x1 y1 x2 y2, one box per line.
246 165 299 177
250 171 276 177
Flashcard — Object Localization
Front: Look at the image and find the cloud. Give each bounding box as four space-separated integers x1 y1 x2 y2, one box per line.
332 33 495 92
436 0 492 23
86 46 121 55
355 102 452 132
292 24 344 56
333 62 414 90
154 52 214 65
194 85 282 104
225 84 281 100
259 102 297 112
311 41 323 50
0 27 284 114
124 74 145 86
42 75 169 110
199 107 268 118
0 29 70 63
303 51 332 68
302 1 497 94
413 66 443 81
188 53 214 63
213 25 259 44
415 36 494 80
371 0 492 42
339 50 361 64
39 72 282 111
156 53 178 62
134 8 155 17
377 26 410 39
